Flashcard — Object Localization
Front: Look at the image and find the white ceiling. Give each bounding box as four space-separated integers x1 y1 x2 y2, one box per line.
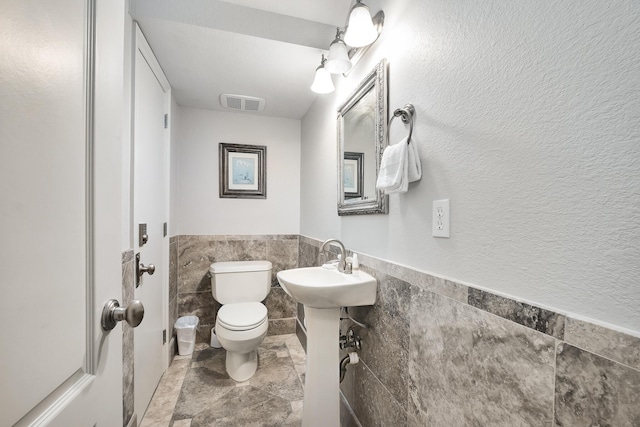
130 0 353 119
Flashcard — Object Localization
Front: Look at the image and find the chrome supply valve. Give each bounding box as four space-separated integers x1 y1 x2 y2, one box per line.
339 328 362 350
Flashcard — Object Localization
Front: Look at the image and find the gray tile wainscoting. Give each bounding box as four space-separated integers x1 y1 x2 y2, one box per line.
169 236 178 359
122 249 136 427
174 235 299 345
298 235 640 427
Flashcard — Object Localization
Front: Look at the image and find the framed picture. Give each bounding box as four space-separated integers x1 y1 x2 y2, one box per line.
219 143 267 199
343 152 363 199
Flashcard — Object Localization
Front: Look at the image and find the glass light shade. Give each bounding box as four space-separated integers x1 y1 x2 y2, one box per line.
310 65 335 94
325 39 352 74
344 3 378 48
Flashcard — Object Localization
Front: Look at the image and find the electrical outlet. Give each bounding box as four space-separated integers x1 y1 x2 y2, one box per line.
432 199 450 238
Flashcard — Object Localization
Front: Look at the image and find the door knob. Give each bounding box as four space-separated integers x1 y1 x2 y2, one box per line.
140 263 155 275
136 252 155 287
102 299 145 331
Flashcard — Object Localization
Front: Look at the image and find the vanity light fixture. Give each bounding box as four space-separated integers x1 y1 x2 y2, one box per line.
325 28 352 75
310 1 383 93
310 55 335 94
344 0 379 48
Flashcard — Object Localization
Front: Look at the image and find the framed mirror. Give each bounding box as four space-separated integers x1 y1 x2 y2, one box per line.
337 59 388 215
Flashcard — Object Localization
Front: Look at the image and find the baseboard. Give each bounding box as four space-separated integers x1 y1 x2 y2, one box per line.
126 413 137 427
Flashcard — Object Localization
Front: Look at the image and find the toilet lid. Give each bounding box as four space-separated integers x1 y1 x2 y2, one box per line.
217 302 268 331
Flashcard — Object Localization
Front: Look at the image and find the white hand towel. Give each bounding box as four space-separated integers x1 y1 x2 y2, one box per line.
407 139 422 183
376 137 408 193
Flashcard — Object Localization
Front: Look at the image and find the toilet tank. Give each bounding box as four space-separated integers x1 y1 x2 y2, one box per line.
209 260 272 304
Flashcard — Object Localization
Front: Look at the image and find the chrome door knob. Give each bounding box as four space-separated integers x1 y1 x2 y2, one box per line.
101 299 145 331
135 252 156 287
139 263 155 276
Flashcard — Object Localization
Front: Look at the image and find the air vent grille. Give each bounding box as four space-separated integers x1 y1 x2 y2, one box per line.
244 99 260 111
220 94 265 112
226 97 242 110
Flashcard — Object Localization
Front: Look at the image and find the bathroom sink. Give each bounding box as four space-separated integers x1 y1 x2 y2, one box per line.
276 266 377 309
277 266 377 426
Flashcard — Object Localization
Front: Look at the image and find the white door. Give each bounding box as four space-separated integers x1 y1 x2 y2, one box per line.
133 25 170 420
0 1 126 426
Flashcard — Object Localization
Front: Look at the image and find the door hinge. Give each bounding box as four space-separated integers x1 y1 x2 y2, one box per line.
162 329 167 344
164 113 168 128
163 222 168 237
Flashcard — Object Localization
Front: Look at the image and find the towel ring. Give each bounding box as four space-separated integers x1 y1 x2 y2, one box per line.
386 104 415 145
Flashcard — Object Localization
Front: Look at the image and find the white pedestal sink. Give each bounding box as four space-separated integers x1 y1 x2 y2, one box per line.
277 266 377 427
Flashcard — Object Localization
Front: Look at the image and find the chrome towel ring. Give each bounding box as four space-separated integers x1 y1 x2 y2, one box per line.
386 103 415 145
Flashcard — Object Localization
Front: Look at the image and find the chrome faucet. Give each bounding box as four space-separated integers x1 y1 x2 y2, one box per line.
320 238 351 274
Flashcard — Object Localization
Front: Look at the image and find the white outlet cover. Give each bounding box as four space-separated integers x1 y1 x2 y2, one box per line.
432 199 450 238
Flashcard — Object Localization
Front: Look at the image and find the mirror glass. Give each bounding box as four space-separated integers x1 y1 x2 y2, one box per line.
337 59 388 215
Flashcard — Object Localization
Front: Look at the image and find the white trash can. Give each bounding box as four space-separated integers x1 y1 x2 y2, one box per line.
175 316 199 356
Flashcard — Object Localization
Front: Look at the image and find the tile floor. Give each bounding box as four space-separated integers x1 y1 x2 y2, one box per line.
140 334 307 427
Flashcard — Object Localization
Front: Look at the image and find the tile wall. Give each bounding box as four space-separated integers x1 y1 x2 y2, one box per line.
172 235 299 345
169 237 178 359
122 249 136 427
298 236 640 426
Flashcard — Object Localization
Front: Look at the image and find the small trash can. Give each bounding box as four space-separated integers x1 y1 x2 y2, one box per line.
174 315 199 356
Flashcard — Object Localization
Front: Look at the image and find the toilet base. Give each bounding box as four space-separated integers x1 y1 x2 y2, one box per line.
225 349 258 382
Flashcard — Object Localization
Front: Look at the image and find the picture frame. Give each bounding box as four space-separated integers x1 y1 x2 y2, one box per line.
343 152 364 199
219 143 267 199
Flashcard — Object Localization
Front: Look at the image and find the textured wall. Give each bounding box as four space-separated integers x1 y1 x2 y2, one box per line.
175 107 301 236
298 237 640 426
300 0 640 332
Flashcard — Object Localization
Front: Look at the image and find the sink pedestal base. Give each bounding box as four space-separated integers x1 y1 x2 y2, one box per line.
302 306 340 427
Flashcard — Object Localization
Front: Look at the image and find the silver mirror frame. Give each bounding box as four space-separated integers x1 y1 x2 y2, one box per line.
337 58 388 216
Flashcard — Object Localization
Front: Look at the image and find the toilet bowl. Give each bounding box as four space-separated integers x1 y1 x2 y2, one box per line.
215 302 268 381
209 260 272 382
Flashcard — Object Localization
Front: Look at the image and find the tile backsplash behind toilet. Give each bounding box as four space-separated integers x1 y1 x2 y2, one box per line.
171 235 299 345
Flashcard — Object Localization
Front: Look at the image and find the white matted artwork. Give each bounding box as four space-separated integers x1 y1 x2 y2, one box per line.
219 143 267 199
343 152 363 199
229 152 258 191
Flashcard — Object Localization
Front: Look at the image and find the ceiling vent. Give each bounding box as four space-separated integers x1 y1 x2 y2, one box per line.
220 94 265 113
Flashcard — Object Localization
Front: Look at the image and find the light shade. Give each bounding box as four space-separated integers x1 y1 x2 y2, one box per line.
310 60 335 94
325 38 352 74
344 2 378 48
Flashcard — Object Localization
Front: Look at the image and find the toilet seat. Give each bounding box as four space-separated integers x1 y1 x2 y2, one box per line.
217 302 267 331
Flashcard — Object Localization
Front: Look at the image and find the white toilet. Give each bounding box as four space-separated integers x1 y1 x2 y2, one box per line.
209 260 272 382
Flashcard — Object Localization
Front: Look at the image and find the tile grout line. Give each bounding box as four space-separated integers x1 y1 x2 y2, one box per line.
559 340 640 374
